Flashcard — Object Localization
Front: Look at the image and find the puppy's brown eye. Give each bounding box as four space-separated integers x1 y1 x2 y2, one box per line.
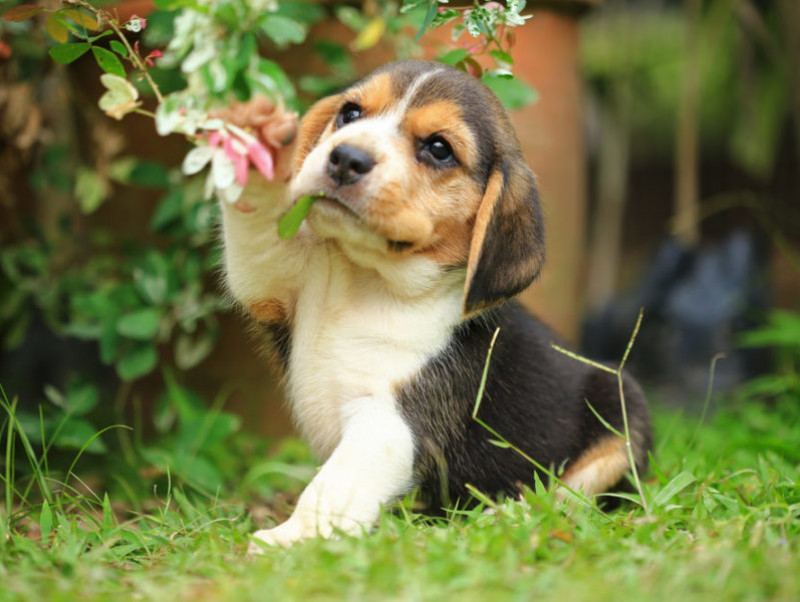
428 137 453 161
336 102 362 128
419 135 456 167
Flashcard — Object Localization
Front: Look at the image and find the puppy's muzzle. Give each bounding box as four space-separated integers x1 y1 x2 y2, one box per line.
328 144 375 186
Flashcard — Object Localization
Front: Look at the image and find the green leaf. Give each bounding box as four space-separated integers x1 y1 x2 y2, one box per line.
175 331 215 370
102 492 113 530
53 417 108 453
415 0 439 40
117 308 163 340
129 160 170 187
92 46 126 77
489 49 513 66
116 343 158 381
99 324 122 364
150 0 183 8
481 72 538 111
150 188 183 232
335 6 368 32
260 15 306 47
3 309 30 350
240 31 258 66
109 40 128 57
2 4 44 22
43 384 66 408
65 382 99 415
49 43 91 65
86 30 114 43
133 252 172 305
251 59 296 102
278 194 319 238
75 167 107 214
438 48 469 66
653 471 696 507
274 1 325 25
313 40 352 72
39 500 53 541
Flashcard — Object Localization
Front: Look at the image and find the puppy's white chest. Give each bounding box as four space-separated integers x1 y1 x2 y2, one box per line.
285 252 462 459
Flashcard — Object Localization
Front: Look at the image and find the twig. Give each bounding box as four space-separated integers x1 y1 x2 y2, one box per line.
64 0 164 103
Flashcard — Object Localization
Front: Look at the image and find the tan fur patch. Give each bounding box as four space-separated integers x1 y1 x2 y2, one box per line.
292 95 341 173
559 436 630 496
353 73 396 118
403 101 478 170
414 175 483 265
465 169 504 291
248 297 289 324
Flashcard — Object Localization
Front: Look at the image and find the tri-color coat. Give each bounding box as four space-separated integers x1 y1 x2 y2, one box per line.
217 60 652 550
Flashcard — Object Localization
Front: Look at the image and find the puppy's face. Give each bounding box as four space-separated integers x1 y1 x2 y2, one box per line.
290 61 546 315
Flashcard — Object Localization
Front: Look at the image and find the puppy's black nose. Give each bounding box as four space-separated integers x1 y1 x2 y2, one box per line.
328 144 375 186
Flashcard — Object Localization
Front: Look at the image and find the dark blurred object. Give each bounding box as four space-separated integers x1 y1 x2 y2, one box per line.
582 230 771 404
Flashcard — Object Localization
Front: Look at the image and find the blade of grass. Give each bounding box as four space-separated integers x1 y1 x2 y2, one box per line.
4 393 14 519
39 499 53 541
687 352 725 450
653 471 697 507
615 308 650 515
585 399 625 439
1 384 51 504
64 424 132 490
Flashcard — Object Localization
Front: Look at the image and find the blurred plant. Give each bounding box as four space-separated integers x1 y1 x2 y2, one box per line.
581 0 788 179
737 310 800 404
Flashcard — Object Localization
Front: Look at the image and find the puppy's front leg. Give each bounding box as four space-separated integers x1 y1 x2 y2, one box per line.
249 398 416 551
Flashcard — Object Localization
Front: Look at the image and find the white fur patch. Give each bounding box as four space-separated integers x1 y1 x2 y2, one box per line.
249 397 415 551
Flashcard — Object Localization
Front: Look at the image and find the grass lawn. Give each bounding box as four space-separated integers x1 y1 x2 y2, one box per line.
2 395 799 601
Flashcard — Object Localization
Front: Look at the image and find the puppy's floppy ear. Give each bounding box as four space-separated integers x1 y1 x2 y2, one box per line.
463 155 545 317
292 94 342 173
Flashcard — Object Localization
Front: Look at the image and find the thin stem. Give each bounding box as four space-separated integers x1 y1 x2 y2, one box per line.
615 308 649 515
64 0 164 103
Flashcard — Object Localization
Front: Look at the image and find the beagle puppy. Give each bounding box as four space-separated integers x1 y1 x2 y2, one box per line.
218 60 652 550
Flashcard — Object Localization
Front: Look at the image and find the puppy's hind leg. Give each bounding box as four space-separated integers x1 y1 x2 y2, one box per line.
557 436 632 498
248 397 416 552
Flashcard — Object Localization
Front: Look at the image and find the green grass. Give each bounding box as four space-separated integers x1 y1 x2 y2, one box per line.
2 395 799 602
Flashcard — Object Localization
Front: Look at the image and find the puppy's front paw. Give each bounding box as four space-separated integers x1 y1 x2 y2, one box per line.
247 519 316 555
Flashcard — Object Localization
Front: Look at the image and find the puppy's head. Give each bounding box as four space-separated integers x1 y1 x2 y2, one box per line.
290 60 545 316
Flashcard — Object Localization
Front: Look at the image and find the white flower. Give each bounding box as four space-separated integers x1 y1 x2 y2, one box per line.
180 124 276 205
124 17 145 33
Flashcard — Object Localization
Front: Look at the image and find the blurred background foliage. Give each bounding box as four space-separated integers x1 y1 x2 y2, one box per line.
0 0 798 505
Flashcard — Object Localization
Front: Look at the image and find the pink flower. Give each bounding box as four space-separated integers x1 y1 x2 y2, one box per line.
247 140 274 180
224 135 250 187
144 49 162 67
